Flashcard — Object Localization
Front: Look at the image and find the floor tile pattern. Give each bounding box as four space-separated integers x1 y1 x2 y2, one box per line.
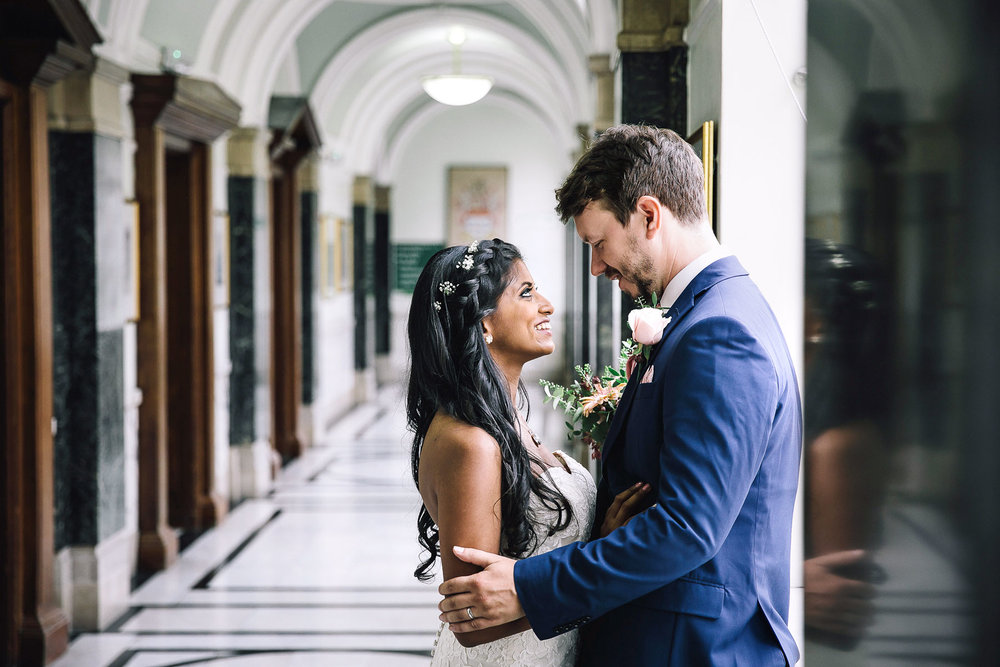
54 389 440 666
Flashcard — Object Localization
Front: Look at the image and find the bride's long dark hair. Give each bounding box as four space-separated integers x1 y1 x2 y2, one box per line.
407 238 572 581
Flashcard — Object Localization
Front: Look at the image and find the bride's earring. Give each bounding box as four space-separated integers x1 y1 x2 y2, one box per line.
484 332 493 345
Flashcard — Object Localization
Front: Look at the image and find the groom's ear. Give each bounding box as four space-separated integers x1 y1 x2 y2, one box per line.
636 195 663 239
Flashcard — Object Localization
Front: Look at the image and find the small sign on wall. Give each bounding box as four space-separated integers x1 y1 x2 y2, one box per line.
447 166 506 244
393 243 444 293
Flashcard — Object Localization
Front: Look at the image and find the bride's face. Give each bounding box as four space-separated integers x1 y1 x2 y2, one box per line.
483 259 555 366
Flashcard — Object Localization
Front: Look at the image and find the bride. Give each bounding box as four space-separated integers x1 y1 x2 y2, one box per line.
406 239 650 666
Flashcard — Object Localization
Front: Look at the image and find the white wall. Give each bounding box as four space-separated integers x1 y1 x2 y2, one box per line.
719 0 805 359
389 99 576 384
688 0 807 655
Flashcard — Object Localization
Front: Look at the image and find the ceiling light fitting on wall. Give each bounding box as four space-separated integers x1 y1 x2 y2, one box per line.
422 27 493 106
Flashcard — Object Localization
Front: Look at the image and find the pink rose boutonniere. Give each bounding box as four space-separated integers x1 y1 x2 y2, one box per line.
624 295 672 376
628 307 670 347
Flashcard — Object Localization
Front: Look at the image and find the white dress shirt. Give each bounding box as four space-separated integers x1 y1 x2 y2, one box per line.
659 245 733 309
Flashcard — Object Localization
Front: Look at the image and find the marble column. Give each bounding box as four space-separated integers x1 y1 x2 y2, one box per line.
226 127 274 501
618 0 688 131
589 54 615 134
298 155 319 449
373 184 392 385
352 176 375 401
47 57 133 632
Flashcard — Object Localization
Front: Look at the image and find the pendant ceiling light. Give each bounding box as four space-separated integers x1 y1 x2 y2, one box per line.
422 27 493 106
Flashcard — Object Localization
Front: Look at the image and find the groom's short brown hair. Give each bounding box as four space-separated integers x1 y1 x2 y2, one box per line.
555 124 706 227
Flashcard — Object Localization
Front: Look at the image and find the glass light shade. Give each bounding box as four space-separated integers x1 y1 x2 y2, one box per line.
421 74 493 106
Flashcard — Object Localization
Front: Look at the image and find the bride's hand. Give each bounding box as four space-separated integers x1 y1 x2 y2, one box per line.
599 482 654 537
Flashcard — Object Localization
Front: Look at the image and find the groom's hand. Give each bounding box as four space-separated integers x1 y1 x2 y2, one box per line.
438 546 524 633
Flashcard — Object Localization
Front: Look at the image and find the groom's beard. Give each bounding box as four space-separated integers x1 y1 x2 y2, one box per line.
613 237 656 302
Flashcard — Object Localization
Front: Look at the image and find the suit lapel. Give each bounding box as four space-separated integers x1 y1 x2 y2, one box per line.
597 256 750 466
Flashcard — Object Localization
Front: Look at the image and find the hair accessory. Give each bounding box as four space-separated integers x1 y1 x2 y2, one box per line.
433 301 442 311
456 240 480 270
439 281 456 296
484 332 493 345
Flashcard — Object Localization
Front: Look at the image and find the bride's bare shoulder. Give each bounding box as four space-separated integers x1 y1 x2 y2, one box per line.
424 412 499 461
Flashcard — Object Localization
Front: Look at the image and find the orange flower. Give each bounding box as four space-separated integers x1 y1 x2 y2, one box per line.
580 382 625 416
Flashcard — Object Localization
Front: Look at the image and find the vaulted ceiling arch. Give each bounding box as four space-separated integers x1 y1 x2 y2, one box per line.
309 6 588 160
191 0 601 126
90 0 616 174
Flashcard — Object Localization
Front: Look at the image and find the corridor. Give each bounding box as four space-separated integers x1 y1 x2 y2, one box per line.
53 387 439 666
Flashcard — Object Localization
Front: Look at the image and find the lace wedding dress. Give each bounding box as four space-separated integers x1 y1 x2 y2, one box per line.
431 452 597 667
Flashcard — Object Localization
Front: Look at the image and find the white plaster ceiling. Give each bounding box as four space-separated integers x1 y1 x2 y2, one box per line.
86 0 619 178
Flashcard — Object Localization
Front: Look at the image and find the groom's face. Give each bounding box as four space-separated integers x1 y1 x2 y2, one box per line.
574 201 656 301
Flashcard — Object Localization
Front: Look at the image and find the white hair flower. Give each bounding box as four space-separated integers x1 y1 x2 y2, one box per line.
439 281 456 296
457 240 479 270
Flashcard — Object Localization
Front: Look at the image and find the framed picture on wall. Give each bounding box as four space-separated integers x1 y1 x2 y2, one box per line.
211 210 230 308
687 120 717 236
125 200 140 321
447 166 507 244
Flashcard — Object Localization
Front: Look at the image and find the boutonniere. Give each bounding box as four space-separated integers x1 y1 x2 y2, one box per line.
624 294 672 371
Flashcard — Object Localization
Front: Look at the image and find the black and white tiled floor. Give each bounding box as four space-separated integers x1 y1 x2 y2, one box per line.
55 387 439 666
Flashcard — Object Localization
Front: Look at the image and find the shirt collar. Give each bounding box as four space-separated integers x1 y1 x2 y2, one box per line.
660 245 732 308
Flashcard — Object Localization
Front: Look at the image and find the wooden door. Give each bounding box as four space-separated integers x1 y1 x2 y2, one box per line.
270 162 304 462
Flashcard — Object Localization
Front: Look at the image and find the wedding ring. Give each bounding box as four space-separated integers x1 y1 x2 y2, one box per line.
466 607 475 621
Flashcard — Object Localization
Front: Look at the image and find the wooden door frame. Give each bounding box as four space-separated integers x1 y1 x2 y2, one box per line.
267 97 321 463
1 77 13 667
0 1 99 662
163 141 224 531
270 158 305 462
0 72 69 667
130 74 239 570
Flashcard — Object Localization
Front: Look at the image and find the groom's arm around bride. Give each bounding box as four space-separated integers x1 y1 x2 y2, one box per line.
438 125 802 666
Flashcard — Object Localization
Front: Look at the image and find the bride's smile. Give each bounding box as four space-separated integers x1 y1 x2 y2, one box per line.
482 259 555 368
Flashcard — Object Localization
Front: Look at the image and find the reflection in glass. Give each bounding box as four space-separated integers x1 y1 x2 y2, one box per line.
805 0 979 663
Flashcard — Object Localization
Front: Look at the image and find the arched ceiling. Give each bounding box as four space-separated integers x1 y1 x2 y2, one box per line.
85 0 619 177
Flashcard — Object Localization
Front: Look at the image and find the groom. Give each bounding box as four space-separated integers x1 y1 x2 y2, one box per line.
437 125 802 665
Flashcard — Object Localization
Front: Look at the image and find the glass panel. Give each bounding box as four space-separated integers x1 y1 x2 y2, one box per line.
804 1 984 663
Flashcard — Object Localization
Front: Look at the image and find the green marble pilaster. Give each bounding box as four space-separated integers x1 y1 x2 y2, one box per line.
300 189 317 404
49 130 127 551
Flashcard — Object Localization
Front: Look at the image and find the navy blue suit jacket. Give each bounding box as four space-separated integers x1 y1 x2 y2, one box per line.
515 256 801 665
